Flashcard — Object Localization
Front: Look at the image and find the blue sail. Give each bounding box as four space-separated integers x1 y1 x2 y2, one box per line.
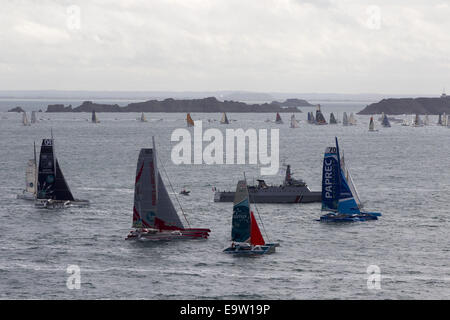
321 145 340 212
231 180 251 242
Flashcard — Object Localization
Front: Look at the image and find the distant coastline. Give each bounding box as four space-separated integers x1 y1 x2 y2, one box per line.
358 95 450 115
43 97 313 113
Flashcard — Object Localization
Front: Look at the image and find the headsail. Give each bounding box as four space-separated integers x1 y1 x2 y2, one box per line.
37 139 74 201
132 147 184 230
220 112 229 124
231 180 251 243
250 211 265 246
186 113 195 127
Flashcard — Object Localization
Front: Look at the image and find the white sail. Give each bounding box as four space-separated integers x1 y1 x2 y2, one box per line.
290 114 299 128
423 114 429 126
369 117 375 131
22 112 30 126
140 112 147 122
220 112 229 124
341 155 362 209
25 159 37 194
31 111 38 123
349 113 356 125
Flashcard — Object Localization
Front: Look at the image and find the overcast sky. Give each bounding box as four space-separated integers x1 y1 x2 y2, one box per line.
1 0 449 94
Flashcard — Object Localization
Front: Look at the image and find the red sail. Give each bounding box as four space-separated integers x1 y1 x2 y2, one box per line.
250 211 265 246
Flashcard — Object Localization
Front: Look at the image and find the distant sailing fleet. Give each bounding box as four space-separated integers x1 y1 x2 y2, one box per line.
18 106 450 131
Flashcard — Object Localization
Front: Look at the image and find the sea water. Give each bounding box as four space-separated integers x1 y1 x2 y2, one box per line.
0 101 449 299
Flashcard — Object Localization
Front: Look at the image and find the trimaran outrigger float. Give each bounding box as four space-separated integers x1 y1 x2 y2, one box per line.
318 137 381 222
126 137 210 241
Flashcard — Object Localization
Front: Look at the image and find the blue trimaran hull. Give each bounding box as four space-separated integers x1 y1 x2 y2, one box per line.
319 137 382 222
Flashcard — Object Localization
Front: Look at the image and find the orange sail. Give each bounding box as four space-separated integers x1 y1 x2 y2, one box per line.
250 211 265 246
186 113 194 127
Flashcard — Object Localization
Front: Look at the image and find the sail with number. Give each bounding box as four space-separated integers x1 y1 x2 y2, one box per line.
36 139 74 201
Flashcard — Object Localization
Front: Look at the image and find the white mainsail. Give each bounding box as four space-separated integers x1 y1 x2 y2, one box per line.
290 114 299 128
341 155 362 209
22 112 30 126
31 111 38 123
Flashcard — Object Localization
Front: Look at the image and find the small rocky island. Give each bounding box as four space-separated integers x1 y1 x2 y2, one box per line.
46 97 306 113
358 94 450 115
8 106 26 113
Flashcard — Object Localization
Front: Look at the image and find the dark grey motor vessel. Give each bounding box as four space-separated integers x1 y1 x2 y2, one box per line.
214 165 321 203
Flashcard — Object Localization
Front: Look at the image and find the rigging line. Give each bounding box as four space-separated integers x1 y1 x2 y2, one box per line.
244 172 270 243
156 143 191 228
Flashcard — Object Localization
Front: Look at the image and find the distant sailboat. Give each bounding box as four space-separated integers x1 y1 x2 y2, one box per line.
140 112 148 122
437 114 443 125
220 112 230 124
35 136 90 208
349 113 357 125
423 114 429 126
443 113 448 126
22 112 30 126
290 114 299 128
91 110 100 123
17 143 37 201
315 105 327 125
381 113 391 127
275 112 283 124
413 114 423 127
342 112 349 126
223 178 279 254
186 113 195 127
31 111 38 124
447 115 450 128
369 116 377 131
329 112 337 124
318 137 381 222
126 137 210 241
